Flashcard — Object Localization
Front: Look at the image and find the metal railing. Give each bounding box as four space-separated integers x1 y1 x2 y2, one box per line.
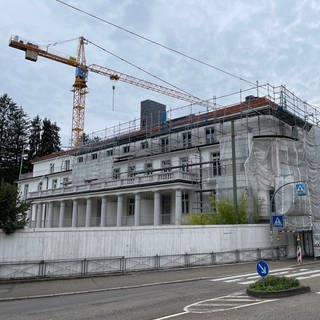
0 246 286 280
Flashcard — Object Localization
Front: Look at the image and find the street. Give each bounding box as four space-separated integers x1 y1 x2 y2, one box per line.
0 259 320 320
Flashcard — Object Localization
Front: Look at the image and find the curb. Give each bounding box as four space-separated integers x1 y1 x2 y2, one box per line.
246 286 311 298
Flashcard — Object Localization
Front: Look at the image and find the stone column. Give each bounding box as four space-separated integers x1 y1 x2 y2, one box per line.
31 203 37 228
72 199 78 227
134 193 141 226
41 203 46 228
59 200 65 228
85 198 92 227
154 191 160 226
116 195 123 227
47 202 53 228
175 189 182 225
36 204 41 228
100 196 107 227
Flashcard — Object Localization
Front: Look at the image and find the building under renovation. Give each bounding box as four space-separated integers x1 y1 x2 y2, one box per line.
18 84 320 257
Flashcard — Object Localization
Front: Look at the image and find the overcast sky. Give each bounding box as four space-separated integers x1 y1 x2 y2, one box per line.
2 0 320 146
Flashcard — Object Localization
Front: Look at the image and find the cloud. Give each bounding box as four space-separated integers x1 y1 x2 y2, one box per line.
2 0 320 145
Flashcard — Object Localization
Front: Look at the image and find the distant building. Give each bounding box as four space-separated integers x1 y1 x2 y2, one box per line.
18 85 320 257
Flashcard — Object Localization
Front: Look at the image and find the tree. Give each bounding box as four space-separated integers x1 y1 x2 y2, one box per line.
0 180 30 234
0 94 29 183
38 118 61 156
28 115 42 160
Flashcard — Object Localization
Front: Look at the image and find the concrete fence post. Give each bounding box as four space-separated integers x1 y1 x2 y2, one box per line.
38 260 45 278
211 252 216 265
120 256 126 272
257 248 262 260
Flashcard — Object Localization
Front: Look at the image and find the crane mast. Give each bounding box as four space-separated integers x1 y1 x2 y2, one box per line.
72 37 88 147
9 35 215 147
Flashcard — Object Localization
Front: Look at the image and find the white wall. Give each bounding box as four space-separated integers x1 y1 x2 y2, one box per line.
0 225 273 262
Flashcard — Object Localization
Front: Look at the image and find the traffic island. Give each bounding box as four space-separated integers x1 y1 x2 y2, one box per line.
246 275 311 298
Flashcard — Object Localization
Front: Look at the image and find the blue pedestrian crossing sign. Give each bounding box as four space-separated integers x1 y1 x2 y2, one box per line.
295 183 306 196
272 215 284 229
256 260 269 278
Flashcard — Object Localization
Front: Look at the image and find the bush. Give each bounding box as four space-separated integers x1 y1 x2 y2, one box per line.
248 275 300 292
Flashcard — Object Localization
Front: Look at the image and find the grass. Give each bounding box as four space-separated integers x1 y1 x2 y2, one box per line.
248 275 300 292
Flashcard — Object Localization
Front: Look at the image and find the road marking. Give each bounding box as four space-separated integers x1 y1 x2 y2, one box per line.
211 267 320 285
153 292 277 319
297 273 320 280
152 311 189 319
184 293 277 314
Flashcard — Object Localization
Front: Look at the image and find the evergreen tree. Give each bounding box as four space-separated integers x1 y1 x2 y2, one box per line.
0 94 29 183
38 118 61 156
0 180 30 234
28 115 42 160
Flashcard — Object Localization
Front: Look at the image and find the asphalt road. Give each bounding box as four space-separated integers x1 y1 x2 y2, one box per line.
1 259 320 320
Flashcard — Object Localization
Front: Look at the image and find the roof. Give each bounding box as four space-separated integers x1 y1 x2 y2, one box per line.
32 96 275 163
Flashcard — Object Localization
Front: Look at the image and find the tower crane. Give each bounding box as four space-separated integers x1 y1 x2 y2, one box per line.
9 36 215 147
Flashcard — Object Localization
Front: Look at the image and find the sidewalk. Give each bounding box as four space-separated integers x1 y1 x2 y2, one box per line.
0 258 317 301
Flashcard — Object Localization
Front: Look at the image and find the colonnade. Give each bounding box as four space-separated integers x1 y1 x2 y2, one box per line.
29 189 184 228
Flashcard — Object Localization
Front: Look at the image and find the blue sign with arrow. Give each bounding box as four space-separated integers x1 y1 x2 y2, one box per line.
256 260 269 278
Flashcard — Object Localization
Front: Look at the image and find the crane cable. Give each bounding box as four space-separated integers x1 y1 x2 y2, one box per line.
86 39 203 101
56 0 258 88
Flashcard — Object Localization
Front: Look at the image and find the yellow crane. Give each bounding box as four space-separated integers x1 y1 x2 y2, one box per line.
9 35 214 147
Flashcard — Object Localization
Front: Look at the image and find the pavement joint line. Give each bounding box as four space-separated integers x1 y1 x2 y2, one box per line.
0 276 213 302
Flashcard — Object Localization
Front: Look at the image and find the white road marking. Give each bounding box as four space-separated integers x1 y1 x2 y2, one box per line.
211 272 257 281
285 270 320 277
211 267 293 282
184 293 277 314
152 311 189 320
211 267 320 285
297 273 320 280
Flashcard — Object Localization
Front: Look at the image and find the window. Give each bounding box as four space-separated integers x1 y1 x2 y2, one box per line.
113 168 120 179
161 159 171 172
78 156 84 163
161 137 169 152
128 165 136 177
23 184 29 198
145 162 153 175
205 127 215 144
182 131 192 147
49 163 54 174
182 192 189 214
123 145 130 153
180 157 189 172
38 181 43 191
211 152 221 176
128 198 135 216
64 159 70 171
52 179 58 189
107 149 113 157
62 177 69 186
141 140 149 149
91 153 98 160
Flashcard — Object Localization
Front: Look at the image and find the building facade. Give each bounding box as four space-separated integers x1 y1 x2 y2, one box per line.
18 87 320 256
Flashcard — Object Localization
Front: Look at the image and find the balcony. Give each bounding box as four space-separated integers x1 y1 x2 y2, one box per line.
28 171 199 199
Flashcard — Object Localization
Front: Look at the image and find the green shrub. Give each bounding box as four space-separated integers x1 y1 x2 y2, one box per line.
248 275 300 292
